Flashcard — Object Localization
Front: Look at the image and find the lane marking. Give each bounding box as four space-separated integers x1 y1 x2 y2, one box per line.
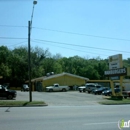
84 121 117 126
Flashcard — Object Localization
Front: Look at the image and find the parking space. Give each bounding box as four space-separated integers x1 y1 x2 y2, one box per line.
16 91 106 106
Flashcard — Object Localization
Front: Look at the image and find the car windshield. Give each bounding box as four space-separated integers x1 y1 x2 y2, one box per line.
23 85 29 88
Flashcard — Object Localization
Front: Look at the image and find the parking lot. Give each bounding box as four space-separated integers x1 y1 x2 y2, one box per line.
16 91 106 106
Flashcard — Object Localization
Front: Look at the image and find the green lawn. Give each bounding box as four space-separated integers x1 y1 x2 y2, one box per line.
99 97 130 105
0 101 47 107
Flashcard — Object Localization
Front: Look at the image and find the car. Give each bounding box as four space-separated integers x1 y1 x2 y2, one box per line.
78 84 95 92
86 84 102 93
78 83 102 93
21 84 29 92
46 83 69 92
0 85 17 99
122 91 130 99
102 88 120 96
92 87 109 95
78 86 87 92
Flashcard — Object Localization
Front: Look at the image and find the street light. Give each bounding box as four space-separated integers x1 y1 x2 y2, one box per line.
28 0 37 102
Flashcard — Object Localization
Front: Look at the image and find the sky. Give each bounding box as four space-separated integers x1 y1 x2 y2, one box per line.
0 0 130 60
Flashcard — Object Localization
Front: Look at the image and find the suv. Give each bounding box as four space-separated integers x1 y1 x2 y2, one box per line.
21 84 29 92
78 83 101 93
86 84 102 93
0 85 17 99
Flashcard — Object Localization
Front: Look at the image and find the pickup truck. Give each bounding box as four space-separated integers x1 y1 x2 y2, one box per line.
46 84 69 92
0 85 17 99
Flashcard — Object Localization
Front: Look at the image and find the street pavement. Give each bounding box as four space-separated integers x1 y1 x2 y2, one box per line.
0 105 130 130
16 91 105 106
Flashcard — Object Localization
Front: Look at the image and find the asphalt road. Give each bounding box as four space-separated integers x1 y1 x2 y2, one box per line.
0 105 130 130
16 91 105 106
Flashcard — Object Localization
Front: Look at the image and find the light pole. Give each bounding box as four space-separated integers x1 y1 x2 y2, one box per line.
28 0 37 102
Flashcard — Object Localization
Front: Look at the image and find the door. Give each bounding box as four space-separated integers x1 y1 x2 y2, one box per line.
53 85 60 91
0 86 6 97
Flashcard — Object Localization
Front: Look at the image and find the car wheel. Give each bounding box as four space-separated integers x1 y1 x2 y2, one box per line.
62 88 66 92
49 89 53 92
98 92 100 95
108 93 112 96
7 95 13 99
83 89 86 92
124 96 127 99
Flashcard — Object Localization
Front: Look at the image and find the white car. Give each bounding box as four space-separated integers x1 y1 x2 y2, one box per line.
21 84 29 92
46 83 69 92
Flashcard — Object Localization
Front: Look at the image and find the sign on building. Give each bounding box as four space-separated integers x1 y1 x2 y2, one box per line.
104 68 127 76
108 54 123 80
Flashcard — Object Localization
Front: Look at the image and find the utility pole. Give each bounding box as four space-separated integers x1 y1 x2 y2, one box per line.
28 1 37 102
28 21 32 102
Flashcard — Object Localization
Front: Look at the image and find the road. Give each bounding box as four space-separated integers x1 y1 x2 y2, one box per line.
16 91 105 106
0 105 130 130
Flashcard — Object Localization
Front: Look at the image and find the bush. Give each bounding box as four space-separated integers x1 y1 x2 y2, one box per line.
111 96 123 100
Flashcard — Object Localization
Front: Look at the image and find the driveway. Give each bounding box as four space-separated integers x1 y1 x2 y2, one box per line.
16 91 105 106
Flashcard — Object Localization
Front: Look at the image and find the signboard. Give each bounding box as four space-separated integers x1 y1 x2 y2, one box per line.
108 54 123 79
104 68 127 76
109 54 122 68
127 67 130 76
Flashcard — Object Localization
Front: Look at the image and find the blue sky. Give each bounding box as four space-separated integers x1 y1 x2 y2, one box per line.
0 0 130 59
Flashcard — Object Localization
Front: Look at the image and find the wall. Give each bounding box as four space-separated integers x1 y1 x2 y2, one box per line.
42 74 86 89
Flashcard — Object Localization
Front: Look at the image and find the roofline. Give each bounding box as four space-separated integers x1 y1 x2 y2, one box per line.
43 72 89 81
29 72 89 82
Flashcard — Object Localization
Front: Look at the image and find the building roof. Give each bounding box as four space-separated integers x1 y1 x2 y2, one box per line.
30 72 89 82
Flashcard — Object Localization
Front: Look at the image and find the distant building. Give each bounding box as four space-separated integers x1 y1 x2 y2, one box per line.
30 72 89 91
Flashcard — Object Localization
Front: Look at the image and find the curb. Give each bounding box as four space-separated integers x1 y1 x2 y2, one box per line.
0 104 48 107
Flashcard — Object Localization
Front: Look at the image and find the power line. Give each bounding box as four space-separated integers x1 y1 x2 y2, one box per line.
33 27 130 42
0 37 27 40
0 24 130 42
32 39 130 54
32 40 110 57
0 25 27 28
8 41 27 47
0 36 129 54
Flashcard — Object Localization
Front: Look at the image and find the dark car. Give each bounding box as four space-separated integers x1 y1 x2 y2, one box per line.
102 88 120 96
21 84 29 92
87 84 102 93
0 85 17 99
93 87 109 95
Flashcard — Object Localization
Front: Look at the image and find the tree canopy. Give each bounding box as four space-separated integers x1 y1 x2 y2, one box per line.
0 46 129 87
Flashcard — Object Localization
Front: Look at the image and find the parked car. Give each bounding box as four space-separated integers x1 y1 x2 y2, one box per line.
46 83 69 92
21 84 29 92
92 87 109 95
78 83 102 93
102 88 120 96
122 91 130 99
87 84 102 93
78 86 87 92
0 85 17 99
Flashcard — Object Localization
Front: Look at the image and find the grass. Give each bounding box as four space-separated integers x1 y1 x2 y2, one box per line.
0 101 47 107
99 96 130 105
